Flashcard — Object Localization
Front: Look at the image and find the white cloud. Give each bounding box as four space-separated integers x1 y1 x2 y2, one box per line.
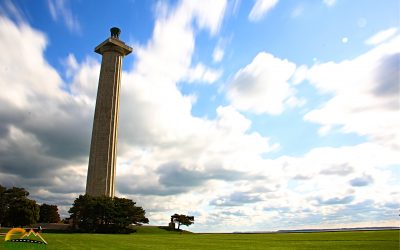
0 16 93 197
185 63 222 84
365 27 398 45
134 0 227 87
117 0 228 147
47 0 81 33
181 0 227 35
304 34 400 148
67 56 100 105
323 0 337 7
248 0 278 22
291 64 308 85
212 38 227 63
0 17 62 108
213 44 225 63
227 52 297 115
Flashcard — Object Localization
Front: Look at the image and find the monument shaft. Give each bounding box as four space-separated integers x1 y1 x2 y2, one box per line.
86 29 132 197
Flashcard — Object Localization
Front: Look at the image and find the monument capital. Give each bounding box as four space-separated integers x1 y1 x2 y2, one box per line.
94 37 132 56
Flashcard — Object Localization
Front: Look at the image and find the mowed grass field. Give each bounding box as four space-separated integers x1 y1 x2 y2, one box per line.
0 227 398 250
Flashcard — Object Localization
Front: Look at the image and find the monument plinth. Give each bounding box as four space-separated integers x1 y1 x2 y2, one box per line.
86 27 132 197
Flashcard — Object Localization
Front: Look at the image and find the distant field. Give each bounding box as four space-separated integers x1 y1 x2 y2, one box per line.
0 227 398 250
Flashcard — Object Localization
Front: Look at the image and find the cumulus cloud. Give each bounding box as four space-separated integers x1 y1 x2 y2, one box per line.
248 0 279 22
304 34 400 148
350 175 373 187
117 160 253 197
317 195 354 205
210 191 263 206
227 52 297 115
0 17 95 219
320 163 354 176
0 18 88 155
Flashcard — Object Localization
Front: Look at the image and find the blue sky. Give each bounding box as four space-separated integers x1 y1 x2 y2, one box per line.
0 0 399 232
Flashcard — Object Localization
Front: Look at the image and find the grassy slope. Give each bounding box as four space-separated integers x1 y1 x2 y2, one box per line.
0 228 398 250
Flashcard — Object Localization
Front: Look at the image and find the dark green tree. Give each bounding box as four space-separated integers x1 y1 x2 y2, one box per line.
171 214 194 230
0 185 7 226
39 204 61 223
114 197 149 227
68 195 149 233
68 195 96 231
6 197 40 227
5 186 29 199
0 186 40 227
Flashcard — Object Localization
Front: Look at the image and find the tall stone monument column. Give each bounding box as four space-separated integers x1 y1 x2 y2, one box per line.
86 27 132 197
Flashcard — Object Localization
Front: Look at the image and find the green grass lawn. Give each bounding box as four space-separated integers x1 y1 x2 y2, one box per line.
0 227 398 250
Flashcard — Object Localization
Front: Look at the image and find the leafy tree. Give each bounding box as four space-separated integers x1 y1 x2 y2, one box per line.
39 204 61 223
0 185 6 226
68 195 96 231
68 195 149 233
6 197 40 227
0 185 40 227
5 186 29 199
114 197 149 227
171 214 194 230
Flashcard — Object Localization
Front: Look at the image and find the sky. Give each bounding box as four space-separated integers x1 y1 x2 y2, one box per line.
0 0 399 233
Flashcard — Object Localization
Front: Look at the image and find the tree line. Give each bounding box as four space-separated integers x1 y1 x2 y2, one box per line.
0 185 60 227
0 185 150 233
0 185 194 233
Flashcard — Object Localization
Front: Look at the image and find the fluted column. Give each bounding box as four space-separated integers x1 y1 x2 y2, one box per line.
86 28 132 197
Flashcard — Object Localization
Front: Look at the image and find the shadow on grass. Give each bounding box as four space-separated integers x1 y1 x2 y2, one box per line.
158 226 192 234
42 227 137 234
